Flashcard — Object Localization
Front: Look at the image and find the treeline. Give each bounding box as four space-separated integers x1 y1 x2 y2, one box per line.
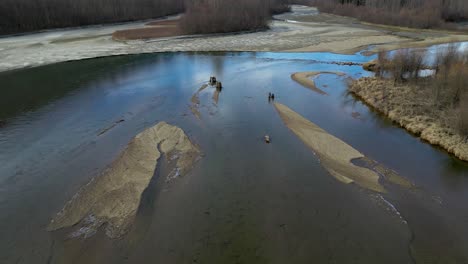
310 0 468 29
0 0 184 35
181 0 290 34
0 0 291 35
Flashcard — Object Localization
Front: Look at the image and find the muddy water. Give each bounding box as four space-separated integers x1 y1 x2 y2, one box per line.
1 51 468 264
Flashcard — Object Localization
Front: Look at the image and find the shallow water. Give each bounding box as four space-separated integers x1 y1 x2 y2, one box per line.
1 50 468 264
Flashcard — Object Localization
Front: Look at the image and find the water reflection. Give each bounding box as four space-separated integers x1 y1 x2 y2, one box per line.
1 49 468 263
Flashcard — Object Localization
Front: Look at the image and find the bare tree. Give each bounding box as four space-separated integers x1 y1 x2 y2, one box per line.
0 0 184 34
310 0 467 29
181 0 289 34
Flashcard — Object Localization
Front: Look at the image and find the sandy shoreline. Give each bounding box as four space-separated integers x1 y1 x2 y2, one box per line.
350 77 468 162
1 5 467 73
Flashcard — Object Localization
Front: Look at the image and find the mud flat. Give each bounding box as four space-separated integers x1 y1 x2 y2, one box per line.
291 71 345 95
47 122 200 238
350 77 468 162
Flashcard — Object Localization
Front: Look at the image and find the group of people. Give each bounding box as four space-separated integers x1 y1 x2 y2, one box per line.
268 92 275 101
265 92 276 143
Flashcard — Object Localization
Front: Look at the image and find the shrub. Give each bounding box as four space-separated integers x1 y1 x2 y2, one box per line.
388 49 426 83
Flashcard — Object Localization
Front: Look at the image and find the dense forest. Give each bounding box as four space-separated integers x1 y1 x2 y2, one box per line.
309 0 468 28
0 0 290 35
0 0 184 35
182 0 290 34
3 0 466 35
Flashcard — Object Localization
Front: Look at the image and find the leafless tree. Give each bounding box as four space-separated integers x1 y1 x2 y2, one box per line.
0 0 184 34
310 0 468 29
181 0 289 34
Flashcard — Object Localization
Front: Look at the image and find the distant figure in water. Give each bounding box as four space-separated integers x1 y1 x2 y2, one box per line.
264 134 271 143
268 92 275 102
209 76 217 85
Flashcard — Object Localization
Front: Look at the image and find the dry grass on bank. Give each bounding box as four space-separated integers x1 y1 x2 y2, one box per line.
351 45 468 161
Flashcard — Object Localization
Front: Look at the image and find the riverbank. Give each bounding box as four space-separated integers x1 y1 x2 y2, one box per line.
349 77 468 162
1 5 468 73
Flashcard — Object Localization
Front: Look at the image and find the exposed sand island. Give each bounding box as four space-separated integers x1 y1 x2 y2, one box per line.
48 122 200 238
274 102 411 192
291 71 345 95
350 77 468 162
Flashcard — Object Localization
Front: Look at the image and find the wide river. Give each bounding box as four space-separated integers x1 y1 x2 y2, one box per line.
1 50 468 264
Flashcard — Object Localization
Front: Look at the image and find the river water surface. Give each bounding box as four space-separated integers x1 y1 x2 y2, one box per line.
1 51 468 264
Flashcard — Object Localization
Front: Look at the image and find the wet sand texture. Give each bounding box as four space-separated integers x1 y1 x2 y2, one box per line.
212 89 220 104
274 102 385 192
189 84 207 119
47 122 200 238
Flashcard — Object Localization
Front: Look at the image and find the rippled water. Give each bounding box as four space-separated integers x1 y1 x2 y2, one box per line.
1 50 468 264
